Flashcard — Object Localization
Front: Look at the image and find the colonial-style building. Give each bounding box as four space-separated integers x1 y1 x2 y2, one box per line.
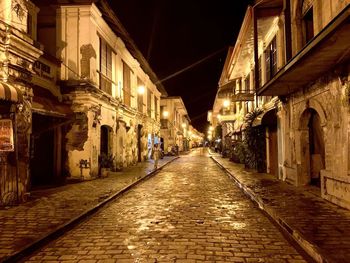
0 0 166 205
33 0 167 180
160 96 190 153
0 0 43 205
211 0 350 210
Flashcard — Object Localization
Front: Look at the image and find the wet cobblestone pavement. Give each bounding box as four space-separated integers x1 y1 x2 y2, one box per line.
24 149 306 263
211 153 350 263
0 157 176 261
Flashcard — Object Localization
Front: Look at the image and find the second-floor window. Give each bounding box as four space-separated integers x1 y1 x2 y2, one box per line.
154 97 158 120
27 13 33 37
147 89 152 117
137 78 143 113
302 0 314 44
265 37 277 82
258 56 262 88
245 74 250 92
100 37 112 95
123 61 131 106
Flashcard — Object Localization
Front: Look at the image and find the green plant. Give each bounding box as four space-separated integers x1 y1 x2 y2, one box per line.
241 108 266 172
99 153 115 170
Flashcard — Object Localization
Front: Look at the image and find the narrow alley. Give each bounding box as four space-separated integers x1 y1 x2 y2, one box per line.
23 149 306 262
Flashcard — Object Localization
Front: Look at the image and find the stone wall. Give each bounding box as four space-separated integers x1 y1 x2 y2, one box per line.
281 63 350 209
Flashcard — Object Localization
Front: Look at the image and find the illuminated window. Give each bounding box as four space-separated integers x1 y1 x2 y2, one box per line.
123 61 131 106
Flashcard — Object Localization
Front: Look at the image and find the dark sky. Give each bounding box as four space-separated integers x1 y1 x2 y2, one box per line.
111 0 252 133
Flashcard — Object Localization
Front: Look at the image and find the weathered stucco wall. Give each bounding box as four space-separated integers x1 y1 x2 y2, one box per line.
281 63 350 209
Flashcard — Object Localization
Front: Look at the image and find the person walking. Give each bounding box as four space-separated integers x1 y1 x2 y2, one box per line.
152 143 161 169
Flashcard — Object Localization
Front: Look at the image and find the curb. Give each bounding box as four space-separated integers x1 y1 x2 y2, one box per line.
210 156 329 263
1 157 179 263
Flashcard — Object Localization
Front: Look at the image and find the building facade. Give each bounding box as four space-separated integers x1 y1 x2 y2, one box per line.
211 0 350 210
0 0 166 205
160 96 190 153
0 0 43 205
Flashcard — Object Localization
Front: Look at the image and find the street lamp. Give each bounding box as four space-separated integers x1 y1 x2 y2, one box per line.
223 99 230 108
162 111 169 118
137 85 145 94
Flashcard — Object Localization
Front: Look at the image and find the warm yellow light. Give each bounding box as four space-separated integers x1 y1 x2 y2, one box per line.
217 114 221 119
223 99 230 108
182 123 186 128
163 111 169 118
209 126 214 131
138 85 145 94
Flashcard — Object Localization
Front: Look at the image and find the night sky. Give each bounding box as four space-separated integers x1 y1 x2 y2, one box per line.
111 0 253 133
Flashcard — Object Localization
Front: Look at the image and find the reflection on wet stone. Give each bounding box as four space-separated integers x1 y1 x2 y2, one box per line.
26 149 306 262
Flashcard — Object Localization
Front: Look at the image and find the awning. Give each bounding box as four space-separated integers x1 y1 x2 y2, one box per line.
257 4 350 96
217 80 236 98
0 81 23 103
252 109 277 127
32 96 73 118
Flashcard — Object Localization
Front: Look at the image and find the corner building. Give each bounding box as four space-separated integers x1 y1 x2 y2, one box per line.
34 0 166 180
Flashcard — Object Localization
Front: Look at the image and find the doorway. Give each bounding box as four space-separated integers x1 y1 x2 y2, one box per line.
30 113 63 188
300 108 325 187
262 110 278 177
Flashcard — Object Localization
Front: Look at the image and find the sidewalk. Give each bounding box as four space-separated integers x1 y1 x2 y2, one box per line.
0 156 178 262
210 152 350 263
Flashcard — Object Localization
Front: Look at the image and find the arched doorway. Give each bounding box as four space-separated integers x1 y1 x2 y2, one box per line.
100 125 112 156
262 110 278 177
299 108 325 187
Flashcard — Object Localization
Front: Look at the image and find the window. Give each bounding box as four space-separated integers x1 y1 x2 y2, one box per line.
302 3 314 44
258 57 262 88
99 38 112 95
245 74 250 92
27 13 32 36
123 61 131 106
155 97 158 120
265 37 277 82
137 78 143 113
147 89 152 117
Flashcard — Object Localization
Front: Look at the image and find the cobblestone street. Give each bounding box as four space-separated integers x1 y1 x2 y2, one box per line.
25 149 306 263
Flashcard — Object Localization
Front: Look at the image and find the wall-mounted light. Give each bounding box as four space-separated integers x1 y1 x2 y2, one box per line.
223 99 230 108
138 85 145 94
163 111 169 118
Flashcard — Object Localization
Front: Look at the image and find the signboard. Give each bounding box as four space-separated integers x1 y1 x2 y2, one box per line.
0 119 14 152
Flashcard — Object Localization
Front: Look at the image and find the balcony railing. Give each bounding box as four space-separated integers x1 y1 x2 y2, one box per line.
232 89 254 101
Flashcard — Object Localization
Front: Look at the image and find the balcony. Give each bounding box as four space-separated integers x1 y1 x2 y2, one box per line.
217 80 235 99
232 89 255 101
257 4 350 96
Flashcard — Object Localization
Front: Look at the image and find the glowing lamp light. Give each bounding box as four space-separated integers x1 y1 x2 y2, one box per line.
163 111 169 118
137 85 145 94
209 126 214 131
223 99 230 108
182 123 186 128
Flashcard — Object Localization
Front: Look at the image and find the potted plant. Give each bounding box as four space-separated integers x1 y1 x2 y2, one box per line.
99 153 115 178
